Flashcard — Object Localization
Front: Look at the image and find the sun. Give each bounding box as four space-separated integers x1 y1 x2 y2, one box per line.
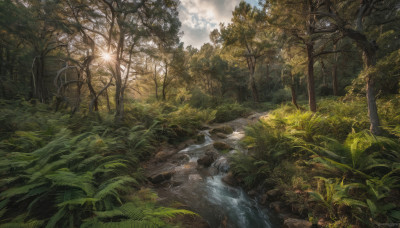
101 51 112 62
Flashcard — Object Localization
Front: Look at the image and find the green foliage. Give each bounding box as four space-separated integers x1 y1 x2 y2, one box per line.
0 101 194 227
214 103 250 123
232 98 400 227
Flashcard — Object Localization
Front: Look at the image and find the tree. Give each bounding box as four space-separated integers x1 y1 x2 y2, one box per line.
220 1 272 102
265 0 341 112
320 0 400 135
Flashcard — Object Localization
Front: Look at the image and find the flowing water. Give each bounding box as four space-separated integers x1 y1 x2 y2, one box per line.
153 113 279 228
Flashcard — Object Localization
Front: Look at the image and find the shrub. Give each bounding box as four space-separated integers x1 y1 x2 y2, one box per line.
214 103 250 123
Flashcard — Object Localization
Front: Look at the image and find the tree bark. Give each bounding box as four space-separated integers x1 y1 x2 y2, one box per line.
290 72 299 109
162 62 168 101
332 44 339 96
306 43 317 112
153 64 159 100
363 48 381 135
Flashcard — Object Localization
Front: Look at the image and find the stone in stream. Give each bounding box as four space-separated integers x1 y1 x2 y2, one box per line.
210 125 233 135
216 132 227 139
148 170 175 184
221 172 237 186
188 174 203 181
213 141 231 151
283 218 312 228
197 150 219 167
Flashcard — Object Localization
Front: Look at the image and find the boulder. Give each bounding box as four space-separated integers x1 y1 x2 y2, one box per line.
197 155 215 167
188 174 203 181
283 218 312 228
213 141 231 151
154 151 169 162
216 132 227 139
221 172 237 186
210 125 233 135
148 170 174 184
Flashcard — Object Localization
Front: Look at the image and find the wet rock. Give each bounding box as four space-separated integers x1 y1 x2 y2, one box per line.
197 155 215 167
210 125 233 135
188 174 203 181
216 132 227 139
213 141 231 151
197 149 219 167
221 172 237 186
283 218 312 228
269 201 284 213
195 133 206 144
149 170 174 184
213 156 230 173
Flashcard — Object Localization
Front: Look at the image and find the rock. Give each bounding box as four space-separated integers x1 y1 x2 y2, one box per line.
283 218 312 228
269 201 284 213
278 213 298 221
195 133 206 144
210 125 233 135
221 172 237 186
216 132 227 139
188 174 203 181
149 170 174 184
197 155 215 167
213 156 230 173
213 141 231 151
155 151 169 162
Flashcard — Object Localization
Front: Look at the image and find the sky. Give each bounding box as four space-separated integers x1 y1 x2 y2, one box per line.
178 0 259 49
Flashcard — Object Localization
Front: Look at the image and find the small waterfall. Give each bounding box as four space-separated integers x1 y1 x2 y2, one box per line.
172 127 277 228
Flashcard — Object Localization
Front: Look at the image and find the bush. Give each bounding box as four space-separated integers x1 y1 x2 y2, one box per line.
213 103 251 123
271 88 291 104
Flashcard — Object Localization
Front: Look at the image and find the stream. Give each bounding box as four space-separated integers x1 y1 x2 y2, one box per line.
147 113 280 228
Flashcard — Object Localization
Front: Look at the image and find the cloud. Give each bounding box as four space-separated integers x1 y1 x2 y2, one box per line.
179 0 243 48
178 0 260 48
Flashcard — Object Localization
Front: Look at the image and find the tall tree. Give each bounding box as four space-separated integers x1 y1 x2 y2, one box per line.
320 0 400 135
220 1 272 102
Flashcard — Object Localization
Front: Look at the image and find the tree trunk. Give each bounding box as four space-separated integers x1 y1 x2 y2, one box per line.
306 43 317 112
162 62 168 101
105 88 111 112
86 64 98 112
290 72 299 109
363 48 381 135
332 45 339 96
154 64 159 100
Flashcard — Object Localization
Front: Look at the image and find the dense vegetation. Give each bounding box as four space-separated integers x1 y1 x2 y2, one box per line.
0 0 399 227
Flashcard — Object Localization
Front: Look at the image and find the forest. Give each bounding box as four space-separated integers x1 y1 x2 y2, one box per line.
0 0 399 227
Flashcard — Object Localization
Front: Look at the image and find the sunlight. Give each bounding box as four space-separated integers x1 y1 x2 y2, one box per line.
101 51 112 62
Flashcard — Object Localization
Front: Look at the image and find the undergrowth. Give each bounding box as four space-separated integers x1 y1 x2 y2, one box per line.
0 99 195 228
231 97 400 227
